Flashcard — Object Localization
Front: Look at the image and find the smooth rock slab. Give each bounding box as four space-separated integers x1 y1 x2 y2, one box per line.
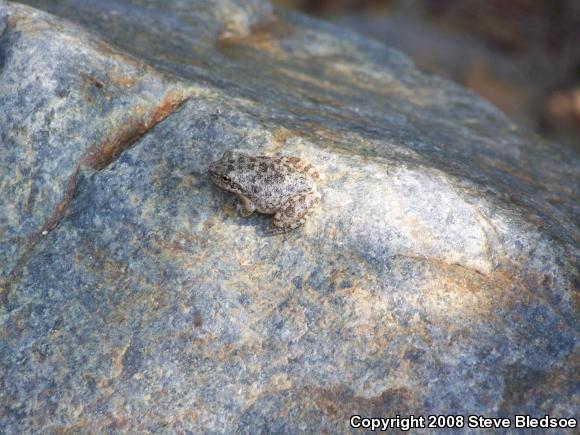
0 0 578 433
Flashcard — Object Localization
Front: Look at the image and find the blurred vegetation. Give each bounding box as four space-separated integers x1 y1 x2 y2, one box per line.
273 0 580 151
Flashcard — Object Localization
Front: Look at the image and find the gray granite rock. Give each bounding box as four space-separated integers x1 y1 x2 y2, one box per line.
1 0 578 433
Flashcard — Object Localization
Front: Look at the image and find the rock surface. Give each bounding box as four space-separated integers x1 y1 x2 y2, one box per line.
1 0 578 432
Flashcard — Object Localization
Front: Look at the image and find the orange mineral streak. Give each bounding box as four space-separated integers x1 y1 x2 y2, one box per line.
1 89 191 305
217 17 289 59
84 90 190 170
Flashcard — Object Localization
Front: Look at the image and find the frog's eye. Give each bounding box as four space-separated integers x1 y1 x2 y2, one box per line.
221 175 231 182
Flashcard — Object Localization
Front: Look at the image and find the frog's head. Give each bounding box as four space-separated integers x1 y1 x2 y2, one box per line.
207 150 245 194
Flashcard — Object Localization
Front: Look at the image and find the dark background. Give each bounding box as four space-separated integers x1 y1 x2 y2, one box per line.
274 0 580 152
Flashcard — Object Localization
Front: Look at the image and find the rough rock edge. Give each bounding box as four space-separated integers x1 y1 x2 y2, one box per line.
0 4 194 304
1 92 191 303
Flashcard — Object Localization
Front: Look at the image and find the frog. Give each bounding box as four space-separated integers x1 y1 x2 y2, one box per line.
208 150 321 234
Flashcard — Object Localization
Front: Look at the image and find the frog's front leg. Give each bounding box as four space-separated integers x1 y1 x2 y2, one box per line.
236 194 255 217
272 190 320 234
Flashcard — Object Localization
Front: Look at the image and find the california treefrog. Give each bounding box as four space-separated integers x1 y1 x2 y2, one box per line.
208 150 321 234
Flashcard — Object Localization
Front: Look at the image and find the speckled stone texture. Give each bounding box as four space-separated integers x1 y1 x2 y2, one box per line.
1 0 578 433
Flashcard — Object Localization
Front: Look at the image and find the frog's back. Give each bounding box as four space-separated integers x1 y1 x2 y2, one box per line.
240 156 317 212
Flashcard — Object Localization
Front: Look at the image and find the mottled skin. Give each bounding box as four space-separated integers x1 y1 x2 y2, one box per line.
208 151 321 233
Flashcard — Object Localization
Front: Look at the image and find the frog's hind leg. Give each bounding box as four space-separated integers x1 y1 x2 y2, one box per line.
278 156 320 180
271 190 320 234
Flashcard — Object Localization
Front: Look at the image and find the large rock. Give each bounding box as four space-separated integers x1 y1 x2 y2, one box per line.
1 0 578 432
